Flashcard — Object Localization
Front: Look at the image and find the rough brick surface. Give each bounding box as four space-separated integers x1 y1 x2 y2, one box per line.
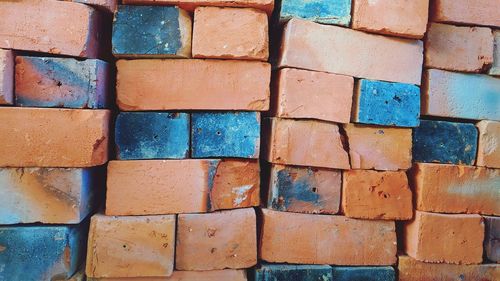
484 216 500 263
0 49 13 105
73 0 117 13
279 0 351 26
252 264 333 281
431 0 500 28
88 270 248 281
121 0 274 14
490 30 500 76
332 267 395 281
476 120 500 168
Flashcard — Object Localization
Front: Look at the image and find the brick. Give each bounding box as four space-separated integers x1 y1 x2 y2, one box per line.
115 112 189 160
476 120 500 168
352 79 420 127
490 30 500 76
106 159 259 215
191 112 260 158
484 216 500 263
0 49 13 105
260 209 397 265
279 0 351 26
251 264 333 281
332 267 395 281
176 208 257 270
398 255 500 281
423 69 500 121
265 118 350 169
73 0 117 13
15 56 109 109
112 6 191 58
411 163 500 215
121 0 274 14
267 164 341 214
0 0 101 58
352 0 428 39
342 170 412 220
403 211 484 264
278 19 423 85
193 7 268 61
116 59 270 111
431 0 500 28
0 225 86 280
86 214 176 278
272 68 353 123
425 23 494 72
0 107 109 167
88 270 248 280
344 124 412 171
412 120 478 165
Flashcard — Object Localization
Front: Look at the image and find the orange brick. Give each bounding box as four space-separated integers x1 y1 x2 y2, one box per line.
73 0 117 13
0 49 13 105
342 170 413 220
403 211 484 264
410 163 500 215
260 209 397 265
193 7 268 61
431 0 500 28
272 68 353 123
87 270 248 280
477 120 500 168
425 23 494 72
116 59 270 111
86 214 176 278
121 0 274 14
176 208 257 270
0 107 109 167
265 118 350 169
0 0 102 58
344 124 412 171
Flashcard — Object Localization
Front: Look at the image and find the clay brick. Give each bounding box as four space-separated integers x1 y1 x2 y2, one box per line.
352 79 420 127
278 18 423 85
476 120 500 168
191 112 260 158
15 56 109 109
332 267 395 281
342 170 412 220
73 0 117 13
251 264 333 281
0 49 13 105
0 0 101 58
352 0 428 39
0 225 86 280
176 208 257 270
422 69 500 121
344 124 412 171
431 0 500 28
88 270 248 281
121 0 274 14
86 214 176 278
484 216 500 263
490 30 500 76
0 107 109 167
272 68 353 123
193 7 268 61
116 59 270 111
265 118 350 169
425 23 494 72
398 255 500 281
412 120 478 165
260 209 397 265
279 0 351 26
403 211 484 264
115 112 189 160
112 6 191 58
411 163 500 215
267 164 341 214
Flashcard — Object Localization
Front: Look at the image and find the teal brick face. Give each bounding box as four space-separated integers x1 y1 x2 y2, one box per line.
279 0 352 26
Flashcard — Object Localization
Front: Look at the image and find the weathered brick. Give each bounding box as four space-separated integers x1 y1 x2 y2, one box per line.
0 49 13 105
484 216 500 263
0 107 109 167
260 209 397 265
344 124 412 171
278 18 423 85
115 112 189 160
412 120 478 165
193 7 268 61
73 0 117 13
116 59 270 111
15 56 109 109
121 0 274 14
86 214 176 278
476 120 500 168
251 264 333 281
332 267 395 281
112 5 192 58
411 163 500 215
278 0 351 26
88 270 248 281
352 79 420 127
267 164 341 214
490 30 500 76
176 208 257 270
403 211 484 264
431 0 500 28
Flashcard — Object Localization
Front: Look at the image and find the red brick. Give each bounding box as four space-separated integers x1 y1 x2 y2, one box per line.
73 0 117 13
87 270 248 280
477 120 500 168
0 49 13 105
121 0 274 14
431 0 500 28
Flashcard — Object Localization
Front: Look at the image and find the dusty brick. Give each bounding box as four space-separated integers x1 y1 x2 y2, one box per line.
0 49 13 105
251 264 333 281
121 0 274 14
484 216 500 263
73 0 117 13
278 18 423 85
88 270 248 280
477 120 500 168
260 209 397 265
431 0 500 28
176 208 257 270
403 211 484 264
116 59 270 111
490 30 500 76
279 0 351 26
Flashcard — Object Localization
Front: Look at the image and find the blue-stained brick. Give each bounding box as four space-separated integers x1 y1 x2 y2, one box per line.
279 0 351 26
115 112 190 160
354 79 420 127
251 264 333 281
413 120 478 165
484 216 500 263
332 266 395 281
191 112 260 158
